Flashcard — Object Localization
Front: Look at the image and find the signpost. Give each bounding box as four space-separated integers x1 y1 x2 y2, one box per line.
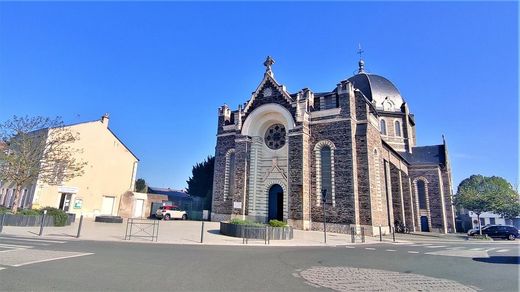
322 189 327 244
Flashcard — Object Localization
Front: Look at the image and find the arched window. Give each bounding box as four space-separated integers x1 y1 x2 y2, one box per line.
224 149 236 201
315 140 336 207
380 119 387 135
395 120 401 137
321 146 332 201
417 180 427 209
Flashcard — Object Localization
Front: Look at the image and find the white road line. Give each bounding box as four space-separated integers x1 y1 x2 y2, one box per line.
496 249 509 253
345 246 355 249
0 267 5 271
11 252 94 267
0 248 27 253
0 243 32 249
421 243 433 246
446 247 464 250
485 248 496 252
469 248 485 251
407 251 420 254
409 244 423 247
386 249 396 252
0 237 64 244
365 248 376 250
425 245 446 248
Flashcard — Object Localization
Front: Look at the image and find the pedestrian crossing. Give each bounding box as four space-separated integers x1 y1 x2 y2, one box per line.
0 236 92 269
340 242 515 258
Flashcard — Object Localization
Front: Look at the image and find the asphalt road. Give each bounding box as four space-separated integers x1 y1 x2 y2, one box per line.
0 235 518 291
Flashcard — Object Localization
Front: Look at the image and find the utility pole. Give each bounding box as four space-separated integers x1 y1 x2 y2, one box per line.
322 189 327 244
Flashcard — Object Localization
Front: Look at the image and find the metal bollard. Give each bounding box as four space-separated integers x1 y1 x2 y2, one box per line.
76 215 84 238
242 226 245 244
265 226 268 245
0 214 5 233
379 226 382 242
392 227 396 242
200 221 205 243
39 211 47 236
361 227 365 243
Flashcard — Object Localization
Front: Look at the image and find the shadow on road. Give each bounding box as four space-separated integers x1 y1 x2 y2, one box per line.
207 229 221 235
473 256 520 265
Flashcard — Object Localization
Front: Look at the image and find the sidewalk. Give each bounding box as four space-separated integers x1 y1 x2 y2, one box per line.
1 219 390 247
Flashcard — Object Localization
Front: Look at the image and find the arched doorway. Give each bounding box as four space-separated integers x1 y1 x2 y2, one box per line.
268 184 284 221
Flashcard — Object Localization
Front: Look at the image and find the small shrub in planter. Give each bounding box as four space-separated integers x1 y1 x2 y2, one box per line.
0 207 11 214
41 207 68 226
229 218 264 227
268 220 287 227
18 209 41 216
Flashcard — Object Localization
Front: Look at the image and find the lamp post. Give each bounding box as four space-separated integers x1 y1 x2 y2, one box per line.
322 189 327 244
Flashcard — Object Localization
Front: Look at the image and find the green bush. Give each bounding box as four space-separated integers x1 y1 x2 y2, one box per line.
229 218 264 227
0 207 11 214
18 209 41 216
41 207 68 226
268 220 287 227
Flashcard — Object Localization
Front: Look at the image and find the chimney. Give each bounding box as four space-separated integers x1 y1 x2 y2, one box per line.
101 113 110 127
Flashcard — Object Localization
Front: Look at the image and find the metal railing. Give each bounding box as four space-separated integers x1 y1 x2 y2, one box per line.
242 226 271 245
124 218 159 242
350 226 365 243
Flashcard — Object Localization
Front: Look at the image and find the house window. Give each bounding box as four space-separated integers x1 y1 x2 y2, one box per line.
417 180 427 209
380 119 387 135
315 140 336 207
395 120 401 137
480 218 485 226
224 149 236 201
489 218 496 225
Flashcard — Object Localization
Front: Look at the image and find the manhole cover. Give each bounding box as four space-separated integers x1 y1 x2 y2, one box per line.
298 267 477 291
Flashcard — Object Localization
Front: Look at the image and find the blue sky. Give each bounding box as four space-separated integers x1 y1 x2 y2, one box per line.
0 2 518 190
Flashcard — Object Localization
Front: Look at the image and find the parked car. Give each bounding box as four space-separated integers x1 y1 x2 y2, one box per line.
155 205 188 220
469 225 518 240
467 224 496 236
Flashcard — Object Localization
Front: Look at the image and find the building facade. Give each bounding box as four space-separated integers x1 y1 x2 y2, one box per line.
0 115 139 218
211 57 456 235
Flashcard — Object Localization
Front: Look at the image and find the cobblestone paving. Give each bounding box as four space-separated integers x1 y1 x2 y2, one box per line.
298 266 477 291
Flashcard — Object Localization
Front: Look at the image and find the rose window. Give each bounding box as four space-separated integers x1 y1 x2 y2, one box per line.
264 124 286 150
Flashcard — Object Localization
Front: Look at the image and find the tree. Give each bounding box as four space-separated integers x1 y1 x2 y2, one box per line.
455 175 519 235
186 156 214 211
0 116 86 213
135 178 148 193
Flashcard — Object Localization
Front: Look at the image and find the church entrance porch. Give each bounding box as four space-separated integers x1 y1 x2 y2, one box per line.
268 184 284 221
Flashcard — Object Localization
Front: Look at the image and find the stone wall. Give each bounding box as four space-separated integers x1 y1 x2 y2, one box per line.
211 134 236 216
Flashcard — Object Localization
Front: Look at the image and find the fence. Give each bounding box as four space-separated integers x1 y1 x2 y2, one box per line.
0 213 75 227
349 226 365 243
242 226 271 245
124 218 159 241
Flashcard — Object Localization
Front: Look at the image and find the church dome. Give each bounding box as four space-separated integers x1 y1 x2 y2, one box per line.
347 72 404 112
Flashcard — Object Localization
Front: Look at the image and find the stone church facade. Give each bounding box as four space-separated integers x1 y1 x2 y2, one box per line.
211 57 456 235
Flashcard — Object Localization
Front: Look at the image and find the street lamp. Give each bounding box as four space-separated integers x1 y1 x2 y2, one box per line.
322 189 327 243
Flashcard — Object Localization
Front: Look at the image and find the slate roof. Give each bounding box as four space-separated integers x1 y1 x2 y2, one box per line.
399 145 446 166
147 187 191 201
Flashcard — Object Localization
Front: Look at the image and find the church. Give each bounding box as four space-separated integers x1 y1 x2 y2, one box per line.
211 56 456 235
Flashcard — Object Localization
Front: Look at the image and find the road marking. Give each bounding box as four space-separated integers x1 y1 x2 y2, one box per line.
407 251 420 254
0 237 64 244
469 248 484 251
0 248 27 253
421 243 433 246
446 247 464 250
0 243 32 249
496 249 509 253
484 248 496 252
365 248 376 250
11 252 94 267
425 245 446 248
386 249 396 252
345 246 355 249
409 244 422 247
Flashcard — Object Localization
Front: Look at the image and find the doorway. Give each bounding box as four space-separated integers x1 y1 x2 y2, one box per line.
420 216 430 232
133 199 144 218
268 184 284 221
59 193 72 212
101 196 115 215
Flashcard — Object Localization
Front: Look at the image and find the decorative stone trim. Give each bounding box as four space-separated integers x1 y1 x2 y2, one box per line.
223 148 236 201
314 140 336 207
373 149 383 211
264 180 288 219
413 176 431 228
